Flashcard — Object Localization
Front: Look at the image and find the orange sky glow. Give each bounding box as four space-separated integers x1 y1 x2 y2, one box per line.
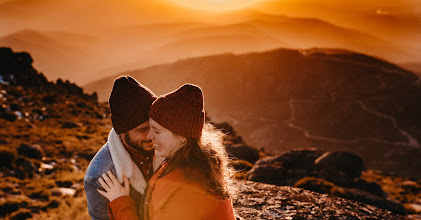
168 0 262 11
0 0 420 84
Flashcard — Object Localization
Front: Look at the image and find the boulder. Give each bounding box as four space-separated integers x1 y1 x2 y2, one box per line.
247 149 324 186
15 156 38 179
314 151 365 186
352 179 388 198
246 161 287 186
17 143 44 160
226 144 260 164
258 149 324 170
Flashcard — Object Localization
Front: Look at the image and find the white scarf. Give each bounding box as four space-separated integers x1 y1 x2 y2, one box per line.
107 128 164 194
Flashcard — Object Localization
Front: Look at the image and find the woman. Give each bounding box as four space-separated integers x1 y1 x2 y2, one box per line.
97 84 236 220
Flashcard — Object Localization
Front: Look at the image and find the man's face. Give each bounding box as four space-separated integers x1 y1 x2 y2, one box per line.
121 121 154 151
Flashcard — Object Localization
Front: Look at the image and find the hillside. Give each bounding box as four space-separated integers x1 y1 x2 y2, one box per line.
2 47 416 219
85 48 421 178
0 47 110 219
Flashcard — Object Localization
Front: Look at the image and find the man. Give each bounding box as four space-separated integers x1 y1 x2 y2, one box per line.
84 76 164 220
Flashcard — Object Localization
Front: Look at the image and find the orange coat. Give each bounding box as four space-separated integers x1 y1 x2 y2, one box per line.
108 168 236 220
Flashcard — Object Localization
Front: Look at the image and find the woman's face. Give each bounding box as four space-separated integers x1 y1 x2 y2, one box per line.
147 118 186 158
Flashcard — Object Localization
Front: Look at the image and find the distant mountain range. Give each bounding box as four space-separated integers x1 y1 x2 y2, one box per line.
85 48 421 178
400 62 421 75
1 6 418 84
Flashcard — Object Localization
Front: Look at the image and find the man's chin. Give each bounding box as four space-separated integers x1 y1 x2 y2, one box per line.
142 144 155 152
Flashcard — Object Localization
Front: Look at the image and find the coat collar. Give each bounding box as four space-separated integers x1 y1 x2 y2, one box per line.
107 128 164 194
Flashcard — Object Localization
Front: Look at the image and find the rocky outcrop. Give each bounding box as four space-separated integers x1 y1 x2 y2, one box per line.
0 47 97 101
0 47 49 87
232 180 402 219
246 149 408 214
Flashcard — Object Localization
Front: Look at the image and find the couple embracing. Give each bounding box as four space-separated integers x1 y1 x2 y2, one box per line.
84 76 237 220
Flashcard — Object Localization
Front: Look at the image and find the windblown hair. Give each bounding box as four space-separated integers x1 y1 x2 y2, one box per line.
164 123 234 198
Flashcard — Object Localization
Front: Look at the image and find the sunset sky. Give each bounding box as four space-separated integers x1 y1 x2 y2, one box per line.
0 0 420 84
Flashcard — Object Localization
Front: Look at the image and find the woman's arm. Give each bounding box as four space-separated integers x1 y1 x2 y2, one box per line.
98 171 140 220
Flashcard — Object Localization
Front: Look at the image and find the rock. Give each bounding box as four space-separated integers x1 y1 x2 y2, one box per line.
247 149 324 186
232 180 403 219
294 176 337 194
57 187 76 197
0 147 17 170
352 179 387 198
55 180 73 188
314 151 365 187
263 149 324 170
28 190 50 202
78 150 97 161
17 143 44 160
9 103 21 111
0 112 18 122
246 161 287 185
46 199 60 209
0 200 20 217
10 210 32 220
42 95 57 104
15 156 38 179
336 188 406 215
226 144 260 164
61 121 81 128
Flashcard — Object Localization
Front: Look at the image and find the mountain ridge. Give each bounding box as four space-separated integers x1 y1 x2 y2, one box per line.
85 47 421 178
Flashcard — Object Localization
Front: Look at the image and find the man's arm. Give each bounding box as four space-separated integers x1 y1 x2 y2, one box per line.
84 177 111 220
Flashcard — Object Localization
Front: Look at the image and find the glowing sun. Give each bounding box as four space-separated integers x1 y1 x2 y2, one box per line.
168 0 261 11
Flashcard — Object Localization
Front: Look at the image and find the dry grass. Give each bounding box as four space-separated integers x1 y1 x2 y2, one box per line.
362 169 421 214
32 196 90 220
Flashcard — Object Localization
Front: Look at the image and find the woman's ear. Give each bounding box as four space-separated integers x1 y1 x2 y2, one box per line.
180 136 187 144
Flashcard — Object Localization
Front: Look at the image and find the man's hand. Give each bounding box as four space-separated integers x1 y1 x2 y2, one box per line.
97 170 130 202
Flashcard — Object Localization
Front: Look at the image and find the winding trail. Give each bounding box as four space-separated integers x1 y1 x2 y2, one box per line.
285 98 420 148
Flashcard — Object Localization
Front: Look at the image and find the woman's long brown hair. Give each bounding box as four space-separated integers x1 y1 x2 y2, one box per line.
164 123 234 198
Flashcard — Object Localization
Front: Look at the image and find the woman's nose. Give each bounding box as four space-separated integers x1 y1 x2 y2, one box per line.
147 131 153 140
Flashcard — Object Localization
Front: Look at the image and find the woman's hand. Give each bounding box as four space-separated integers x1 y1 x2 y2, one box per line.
97 170 130 202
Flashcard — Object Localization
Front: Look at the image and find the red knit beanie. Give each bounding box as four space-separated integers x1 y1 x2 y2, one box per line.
109 76 156 134
149 84 205 138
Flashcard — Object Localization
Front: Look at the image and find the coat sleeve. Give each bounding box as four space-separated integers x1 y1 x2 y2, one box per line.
150 183 235 220
84 178 111 220
107 196 140 220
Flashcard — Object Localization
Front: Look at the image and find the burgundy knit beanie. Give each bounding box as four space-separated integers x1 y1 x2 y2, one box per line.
149 84 205 138
109 76 156 134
